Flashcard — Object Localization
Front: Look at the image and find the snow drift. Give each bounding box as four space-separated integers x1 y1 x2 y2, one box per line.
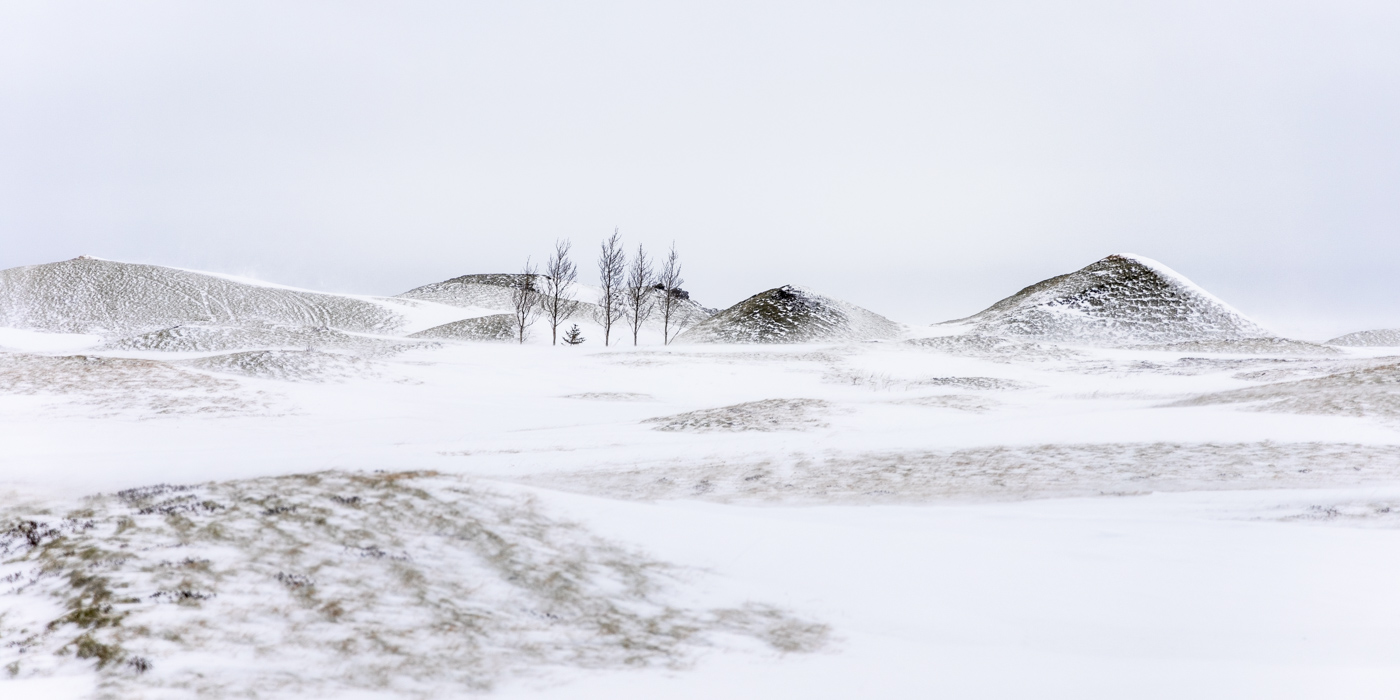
0 471 827 696
104 322 422 355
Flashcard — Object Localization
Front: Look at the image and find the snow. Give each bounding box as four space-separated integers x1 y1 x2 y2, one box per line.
944 254 1277 345
0 258 409 335
497 487 1400 700
676 285 901 343
4 256 1400 698
1116 252 1257 321
1329 328 1400 347
0 328 102 353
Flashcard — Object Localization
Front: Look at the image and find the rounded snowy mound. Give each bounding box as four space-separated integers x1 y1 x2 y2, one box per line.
409 314 516 342
395 274 521 310
0 257 405 335
944 254 1272 345
674 286 900 344
1327 329 1400 347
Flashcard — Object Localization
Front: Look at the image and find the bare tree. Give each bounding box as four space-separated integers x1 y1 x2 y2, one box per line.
541 239 580 345
623 243 655 346
656 242 685 345
595 229 626 346
509 258 541 344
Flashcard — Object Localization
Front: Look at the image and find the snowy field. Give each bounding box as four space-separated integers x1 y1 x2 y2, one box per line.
3 258 1400 698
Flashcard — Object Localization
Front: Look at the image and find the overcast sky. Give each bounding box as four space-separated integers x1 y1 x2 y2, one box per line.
2 1 1398 338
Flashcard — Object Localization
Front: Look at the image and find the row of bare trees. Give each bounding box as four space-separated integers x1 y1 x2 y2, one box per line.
508 231 690 345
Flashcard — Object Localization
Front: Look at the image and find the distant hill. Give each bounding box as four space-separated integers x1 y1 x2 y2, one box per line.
394 274 524 310
943 254 1273 345
397 273 714 331
409 314 517 342
0 257 405 335
1327 329 1400 347
674 285 900 344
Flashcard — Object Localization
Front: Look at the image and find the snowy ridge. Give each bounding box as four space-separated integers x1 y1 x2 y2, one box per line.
1116 253 1251 319
943 254 1274 346
0 258 407 335
675 285 901 344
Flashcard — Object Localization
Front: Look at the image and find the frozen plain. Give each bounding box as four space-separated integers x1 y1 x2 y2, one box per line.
4 277 1400 697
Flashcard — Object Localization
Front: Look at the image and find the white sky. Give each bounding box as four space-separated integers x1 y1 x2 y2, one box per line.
2 1 1398 339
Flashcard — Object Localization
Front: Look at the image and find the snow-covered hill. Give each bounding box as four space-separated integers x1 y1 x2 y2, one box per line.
0 257 407 335
395 273 524 310
674 286 900 344
410 314 517 342
1328 329 1400 347
943 254 1273 345
397 273 714 336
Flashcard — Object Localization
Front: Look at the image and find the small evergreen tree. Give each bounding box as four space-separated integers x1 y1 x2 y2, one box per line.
562 324 585 345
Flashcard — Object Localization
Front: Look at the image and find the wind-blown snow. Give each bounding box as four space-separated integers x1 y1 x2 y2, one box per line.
5 256 1400 699
0 472 825 697
104 323 426 355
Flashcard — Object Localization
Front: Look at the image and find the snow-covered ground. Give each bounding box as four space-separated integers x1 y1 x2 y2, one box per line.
4 260 1400 698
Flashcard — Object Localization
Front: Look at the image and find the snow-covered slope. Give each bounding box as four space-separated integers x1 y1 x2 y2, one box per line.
410 314 517 342
674 286 900 344
103 322 421 354
395 273 524 310
0 472 823 696
11 255 1400 700
0 257 406 335
1328 329 1400 347
396 273 714 333
943 254 1273 345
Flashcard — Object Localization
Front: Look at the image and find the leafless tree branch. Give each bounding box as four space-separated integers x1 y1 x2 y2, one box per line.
510 258 542 344
595 229 626 346
624 243 655 346
541 239 580 345
657 243 685 345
